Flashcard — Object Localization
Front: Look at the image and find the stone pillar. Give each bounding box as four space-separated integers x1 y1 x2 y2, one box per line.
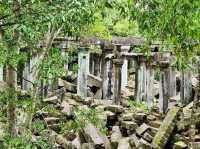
146 63 155 109
180 70 192 105
169 67 176 97
121 58 128 91
60 40 68 71
113 58 123 104
102 59 110 99
77 47 90 99
94 54 101 77
0 66 3 81
89 53 94 74
159 62 170 113
22 62 31 91
135 56 147 102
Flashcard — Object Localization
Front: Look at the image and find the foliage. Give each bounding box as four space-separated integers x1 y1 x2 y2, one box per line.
132 0 200 69
39 48 66 81
128 99 149 112
1 135 53 149
60 107 108 135
32 119 46 134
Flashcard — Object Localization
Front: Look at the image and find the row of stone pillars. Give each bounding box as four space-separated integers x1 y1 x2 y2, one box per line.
77 45 194 113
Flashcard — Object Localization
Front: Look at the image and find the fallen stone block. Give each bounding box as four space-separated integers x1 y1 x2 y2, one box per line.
152 106 180 149
44 117 60 124
105 105 124 113
133 112 147 122
87 74 102 88
149 120 162 128
142 132 153 142
111 126 122 149
189 142 200 149
129 134 140 148
174 141 187 149
147 115 156 121
82 123 110 149
139 138 152 149
136 123 150 136
81 143 95 149
121 113 134 121
117 137 131 149
62 79 77 93
121 121 137 135
43 96 58 103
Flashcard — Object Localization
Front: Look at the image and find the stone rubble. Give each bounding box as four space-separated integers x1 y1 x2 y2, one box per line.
33 76 200 149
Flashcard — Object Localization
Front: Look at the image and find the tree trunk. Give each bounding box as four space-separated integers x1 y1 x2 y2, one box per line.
6 64 17 136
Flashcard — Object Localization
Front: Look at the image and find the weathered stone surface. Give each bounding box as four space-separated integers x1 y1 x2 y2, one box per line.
121 113 134 121
44 117 60 124
82 123 108 149
104 111 116 121
81 143 95 149
61 101 73 117
152 106 180 149
43 96 58 103
139 138 152 149
87 74 102 88
148 127 159 137
62 79 77 93
129 134 140 148
189 142 200 149
117 137 131 149
56 135 75 149
105 105 124 113
136 123 149 136
174 141 187 149
147 115 156 121
111 126 122 149
142 132 153 142
149 120 162 128
133 112 147 122
121 121 137 132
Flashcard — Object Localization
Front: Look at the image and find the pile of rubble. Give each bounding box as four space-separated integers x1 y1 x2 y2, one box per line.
32 75 200 149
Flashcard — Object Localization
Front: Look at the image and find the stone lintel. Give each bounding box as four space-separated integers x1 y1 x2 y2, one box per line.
159 61 170 69
113 59 123 66
79 47 89 52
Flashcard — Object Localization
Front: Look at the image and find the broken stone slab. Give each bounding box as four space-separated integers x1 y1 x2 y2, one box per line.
129 134 140 148
121 113 134 121
136 123 150 136
189 142 200 149
174 141 187 149
44 117 60 124
148 126 159 137
87 74 102 88
94 88 103 99
82 123 110 149
81 143 95 149
139 138 152 149
133 112 147 122
43 96 58 104
62 79 77 93
149 120 162 128
71 134 81 149
61 101 73 117
121 121 138 132
142 132 153 142
117 137 131 149
56 135 75 149
105 105 124 113
152 106 180 149
104 111 116 121
147 115 156 121
111 126 122 149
